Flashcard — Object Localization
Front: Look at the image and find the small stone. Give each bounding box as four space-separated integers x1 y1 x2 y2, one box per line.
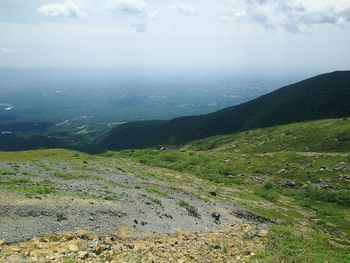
77 230 97 241
77 251 88 259
257 229 269 237
112 243 123 252
211 212 221 221
0 240 5 246
128 243 135 249
280 180 297 189
90 241 99 252
212 244 221 249
68 244 79 253
56 213 67 222
95 245 105 255
163 213 173 219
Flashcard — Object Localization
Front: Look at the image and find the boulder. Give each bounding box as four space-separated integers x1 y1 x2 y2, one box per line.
280 180 297 189
211 212 221 221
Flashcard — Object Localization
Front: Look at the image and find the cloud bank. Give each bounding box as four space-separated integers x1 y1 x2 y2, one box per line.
224 0 350 32
38 0 86 18
35 0 350 34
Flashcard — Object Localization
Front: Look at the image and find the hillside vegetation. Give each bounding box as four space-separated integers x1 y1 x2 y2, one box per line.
100 71 350 150
1 118 349 262
113 118 350 262
188 118 350 153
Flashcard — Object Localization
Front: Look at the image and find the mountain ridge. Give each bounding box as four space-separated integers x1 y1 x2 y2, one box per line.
99 70 350 150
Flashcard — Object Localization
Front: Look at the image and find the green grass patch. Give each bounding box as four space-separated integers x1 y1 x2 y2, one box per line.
179 199 200 218
294 186 350 207
0 178 32 185
254 182 282 202
142 194 163 207
0 170 16 175
102 190 119 201
255 225 350 263
102 193 118 201
0 177 57 196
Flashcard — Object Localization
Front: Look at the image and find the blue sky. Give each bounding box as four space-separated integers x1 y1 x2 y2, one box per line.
1 0 350 71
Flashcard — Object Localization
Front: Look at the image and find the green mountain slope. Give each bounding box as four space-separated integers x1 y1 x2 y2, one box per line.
100 71 350 150
188 118 350 153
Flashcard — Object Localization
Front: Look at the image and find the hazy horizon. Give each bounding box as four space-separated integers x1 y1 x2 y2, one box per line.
1 0 350 71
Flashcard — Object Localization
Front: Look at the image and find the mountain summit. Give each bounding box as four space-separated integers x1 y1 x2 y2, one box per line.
99 71 350 150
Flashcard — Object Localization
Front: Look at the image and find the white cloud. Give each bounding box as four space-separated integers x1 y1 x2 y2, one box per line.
107 0 158 33
170 3 198 15
108 0 146 15
339 7 350 22
1 48 17 55
38 0 86 18
107 0 157 19
221 0 350 33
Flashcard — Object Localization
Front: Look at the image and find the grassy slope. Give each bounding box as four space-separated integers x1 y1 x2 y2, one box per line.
114 118 350 262
189 117 350 153
1 118 350 262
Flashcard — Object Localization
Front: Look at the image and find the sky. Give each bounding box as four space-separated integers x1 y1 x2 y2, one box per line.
0 0 350 72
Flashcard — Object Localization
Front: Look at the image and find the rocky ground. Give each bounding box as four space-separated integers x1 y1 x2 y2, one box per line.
0 155 268 262
0 224 267 263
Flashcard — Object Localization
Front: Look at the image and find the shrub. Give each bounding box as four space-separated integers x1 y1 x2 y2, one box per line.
254 182 281 202
160 155 177 162
295 186 350 207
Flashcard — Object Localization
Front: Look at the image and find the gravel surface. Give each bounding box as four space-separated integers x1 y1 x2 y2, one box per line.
0 160 258 244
